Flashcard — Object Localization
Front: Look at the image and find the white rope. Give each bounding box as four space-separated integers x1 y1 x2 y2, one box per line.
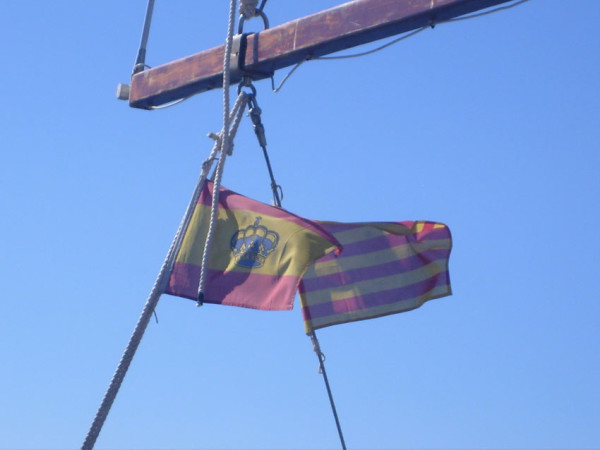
240 0 259 18
196 91 248 304
81 110 229 450
81 118 232 449
219 0 236 162
196 0 242 305
82 2 247 446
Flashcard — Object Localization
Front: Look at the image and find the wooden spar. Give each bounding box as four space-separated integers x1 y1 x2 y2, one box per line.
128 0 514 109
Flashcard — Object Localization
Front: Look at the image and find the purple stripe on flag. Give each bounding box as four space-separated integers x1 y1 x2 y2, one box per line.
301 271 450 321
166 262 299 310
316 223 365 233
314 234 406 263
301 248 449 292
314 231 450 263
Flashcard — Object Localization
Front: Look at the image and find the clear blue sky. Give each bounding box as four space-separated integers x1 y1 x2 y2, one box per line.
1 1 599 448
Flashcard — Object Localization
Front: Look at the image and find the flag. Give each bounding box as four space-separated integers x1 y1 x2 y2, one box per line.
165 181 341 311
299 221 452 332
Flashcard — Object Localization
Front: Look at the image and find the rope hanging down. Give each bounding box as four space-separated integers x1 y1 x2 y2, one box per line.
81 140 219 450
310 331 347 450
81 93 250 448
87 1 345 448
196 0 242 306
237 77 346 450
217 5 346 447
83 1 252 447
196 90 250 305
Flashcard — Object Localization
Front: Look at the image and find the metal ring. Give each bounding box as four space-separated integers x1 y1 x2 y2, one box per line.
237 10 269 35
237 78 257 96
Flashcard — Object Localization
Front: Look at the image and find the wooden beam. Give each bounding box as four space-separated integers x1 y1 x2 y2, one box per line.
129 0 514 109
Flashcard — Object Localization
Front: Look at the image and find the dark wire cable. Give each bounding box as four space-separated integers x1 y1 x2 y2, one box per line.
310 331 347 450
133 0 156 75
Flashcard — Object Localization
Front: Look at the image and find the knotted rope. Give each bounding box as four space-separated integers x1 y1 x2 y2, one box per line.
82 1 250 447
80 90 248 449
195 0 243 306
196 91 249 304
240 0 259 18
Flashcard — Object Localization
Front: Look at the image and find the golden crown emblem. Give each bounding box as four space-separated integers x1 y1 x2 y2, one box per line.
230 217 280 268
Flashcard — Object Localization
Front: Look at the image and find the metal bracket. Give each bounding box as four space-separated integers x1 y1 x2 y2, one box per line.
229 33 273 83
228 34 247 81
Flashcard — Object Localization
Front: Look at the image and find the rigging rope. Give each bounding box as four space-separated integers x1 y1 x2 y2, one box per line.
196 0 240 306
233 5 345 445
273 0 531 90
244 85 283 207
196 91 250 305
310 331 347 450
447 0 530 22
82 91 250 450
88 0 530 445
81 119 230 450
83 1 250 447
132 0 155 74
240 0 259 18
238 77 346 450
316 0 530 60
315 26 428 61
240 0 269 20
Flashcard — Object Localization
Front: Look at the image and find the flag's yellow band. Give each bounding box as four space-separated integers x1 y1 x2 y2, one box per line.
176 203 338 277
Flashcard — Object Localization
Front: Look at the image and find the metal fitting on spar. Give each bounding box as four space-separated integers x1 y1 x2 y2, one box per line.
116 83 130 101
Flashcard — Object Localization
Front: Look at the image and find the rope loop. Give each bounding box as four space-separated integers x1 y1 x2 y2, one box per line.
197 91 251 305
239 0 259 18
309 331 327 374
237 4 269 34
237 76 257 97
239 0 269 19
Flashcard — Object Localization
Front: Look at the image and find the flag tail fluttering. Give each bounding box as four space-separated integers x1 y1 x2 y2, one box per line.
300 221 452 333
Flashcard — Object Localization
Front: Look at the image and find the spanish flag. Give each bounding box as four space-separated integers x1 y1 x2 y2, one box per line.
299 221 452 333
165 182 341 310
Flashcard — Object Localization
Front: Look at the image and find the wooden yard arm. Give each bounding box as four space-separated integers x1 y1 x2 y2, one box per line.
128 0 514 109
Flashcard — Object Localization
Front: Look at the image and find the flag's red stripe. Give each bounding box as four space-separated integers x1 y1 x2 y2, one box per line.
301 271 450 320
300 248 449 292
317 221 416 234
199 182 339 245
166 262 298 310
